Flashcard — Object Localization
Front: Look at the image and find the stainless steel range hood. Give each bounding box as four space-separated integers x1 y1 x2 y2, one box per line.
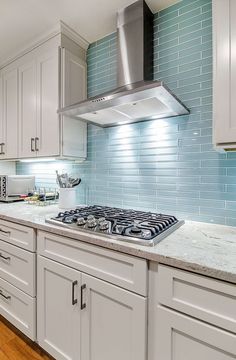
58 0 189 127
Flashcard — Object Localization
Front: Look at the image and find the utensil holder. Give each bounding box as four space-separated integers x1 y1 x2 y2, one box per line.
59 188 77 209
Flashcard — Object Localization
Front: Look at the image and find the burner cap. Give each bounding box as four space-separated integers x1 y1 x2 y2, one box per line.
130 227 142 234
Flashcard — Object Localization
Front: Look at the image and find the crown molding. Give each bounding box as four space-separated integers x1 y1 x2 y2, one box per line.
0 20 89 69
59 20 89 50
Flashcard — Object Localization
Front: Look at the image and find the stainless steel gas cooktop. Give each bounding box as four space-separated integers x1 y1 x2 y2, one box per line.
46 205 184 246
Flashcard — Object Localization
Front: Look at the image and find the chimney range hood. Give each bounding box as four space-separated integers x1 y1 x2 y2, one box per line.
58 0 189 127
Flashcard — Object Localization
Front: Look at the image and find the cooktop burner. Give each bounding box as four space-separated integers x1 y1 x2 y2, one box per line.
46 205 184 246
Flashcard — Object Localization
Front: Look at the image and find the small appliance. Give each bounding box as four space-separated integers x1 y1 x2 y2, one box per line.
0 175 35 202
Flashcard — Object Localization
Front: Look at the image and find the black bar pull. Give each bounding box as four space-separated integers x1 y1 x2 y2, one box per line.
0 253 10 261
0 290 11 300
81 284 86 310
72 280 78 305
0 228 11 235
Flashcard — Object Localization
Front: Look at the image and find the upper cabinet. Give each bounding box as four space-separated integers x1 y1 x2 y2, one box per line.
0 24 88 160
213 0 236 151
0 63 18 159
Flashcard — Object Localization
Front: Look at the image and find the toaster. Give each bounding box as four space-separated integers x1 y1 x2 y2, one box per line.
0 175 35 202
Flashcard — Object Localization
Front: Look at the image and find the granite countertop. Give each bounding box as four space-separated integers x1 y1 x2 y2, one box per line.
0 202 236 284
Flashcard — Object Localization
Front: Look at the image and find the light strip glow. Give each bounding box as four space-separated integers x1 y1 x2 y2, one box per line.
19 158 56 163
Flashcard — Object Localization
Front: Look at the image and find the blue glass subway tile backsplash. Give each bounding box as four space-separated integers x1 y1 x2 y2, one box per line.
17 0 236 226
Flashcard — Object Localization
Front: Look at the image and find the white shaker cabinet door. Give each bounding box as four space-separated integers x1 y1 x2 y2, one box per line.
153 306 236 360
81 273 147 360
37 256 81 360
18 56 37 158
0 72 3 152
36 48 60 157
61 48 87 159
62 48 87 107
1 66 18 159
213 0 236 146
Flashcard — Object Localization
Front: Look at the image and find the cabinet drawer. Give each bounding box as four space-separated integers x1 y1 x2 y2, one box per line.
0 240 35 296
38 231 148 296
0 219 36 252
153 305 236 360
157 264 236 333
0 277 36 340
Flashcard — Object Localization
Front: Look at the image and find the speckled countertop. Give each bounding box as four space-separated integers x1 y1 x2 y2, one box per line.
0 202 236 284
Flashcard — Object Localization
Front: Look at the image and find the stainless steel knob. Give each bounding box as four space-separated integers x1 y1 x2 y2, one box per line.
87 219 97 228
77 217 86 226
87 215 95 220
98 217 106 223
99 221 109 230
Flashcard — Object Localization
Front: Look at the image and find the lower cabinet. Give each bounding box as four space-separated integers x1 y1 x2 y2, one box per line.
80 273 147 360
37 256 147 360
155 306 236 360
148 262 236 360
37 256 81 360
0 276 36 340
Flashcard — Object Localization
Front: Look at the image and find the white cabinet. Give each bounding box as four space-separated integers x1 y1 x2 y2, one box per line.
18 36 87 159
37 253 147 360
62 48 87 107
18 54 37 158
0 277 36 341
148 262 236 360
60 47 87 159
0 63 18 159
81 273 147 360
213 0 236 150
0 29 88 160
36 47 60 157
37 256 81 360
154 306 236 360
0 220 36 340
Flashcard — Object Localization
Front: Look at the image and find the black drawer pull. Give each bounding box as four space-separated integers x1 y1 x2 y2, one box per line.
0 290 11 300
81 284 86 310
0 253 10 261
0 228 11 235
72 280 78 305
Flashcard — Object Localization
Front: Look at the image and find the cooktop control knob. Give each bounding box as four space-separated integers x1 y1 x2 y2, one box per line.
87 215 95 220
98 217 106 224
87 219 97 228
99 221 109 230
77 217 86 226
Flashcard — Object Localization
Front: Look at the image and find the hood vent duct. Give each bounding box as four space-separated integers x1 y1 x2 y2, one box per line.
58 0 189 127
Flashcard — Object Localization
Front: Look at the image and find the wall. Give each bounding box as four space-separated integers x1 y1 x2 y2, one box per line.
17 0 236 226
0 162 16 175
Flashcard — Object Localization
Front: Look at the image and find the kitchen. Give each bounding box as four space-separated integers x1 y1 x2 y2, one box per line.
0 0 236 359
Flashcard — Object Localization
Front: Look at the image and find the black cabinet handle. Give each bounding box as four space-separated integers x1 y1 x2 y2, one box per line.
72 280 78 305
0 253 10 261
81 284 86 310
0 228 11 235
1 143 5 155
35 137 39 152
31 138 35 152
0 290 11 300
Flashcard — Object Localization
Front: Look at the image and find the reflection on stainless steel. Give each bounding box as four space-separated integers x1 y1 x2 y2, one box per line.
58 0 189 127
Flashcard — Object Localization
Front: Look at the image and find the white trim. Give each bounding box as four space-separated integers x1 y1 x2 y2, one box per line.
60 21 89 50
0 20 89 69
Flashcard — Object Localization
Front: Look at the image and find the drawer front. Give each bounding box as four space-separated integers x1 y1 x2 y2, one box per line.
37 231 148 296
157 264 236 333
152 305 236 360
0 277 36 340
0 219 36 252
0 240 35 296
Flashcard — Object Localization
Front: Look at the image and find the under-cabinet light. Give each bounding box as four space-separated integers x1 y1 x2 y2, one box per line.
19 158 56 163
